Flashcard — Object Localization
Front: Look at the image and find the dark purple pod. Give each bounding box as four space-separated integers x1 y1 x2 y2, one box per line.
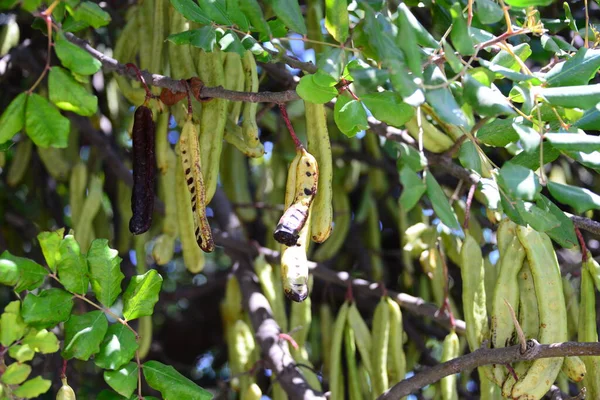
129 105 156 235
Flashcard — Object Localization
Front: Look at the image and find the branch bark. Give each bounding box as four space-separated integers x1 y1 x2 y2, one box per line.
378 340 600 399
63 32 300 103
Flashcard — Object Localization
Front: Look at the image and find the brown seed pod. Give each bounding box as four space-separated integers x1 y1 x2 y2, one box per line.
129 105 156 235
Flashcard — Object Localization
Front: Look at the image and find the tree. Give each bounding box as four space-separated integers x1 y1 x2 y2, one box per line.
1 0 600 398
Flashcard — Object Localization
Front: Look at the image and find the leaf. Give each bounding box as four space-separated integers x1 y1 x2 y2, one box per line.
21 329 60 354
515 201 561 232
450 3 475 55
57 235 89 295
510 141 561 170
54 32 101 75
104 363 138 398
25 93 70 148
545 132 600 153
361 92 414 128
218 30 245 56
395 3 422 77
21 288 74 329
62 310 108 360
325 0 349 43
397 143 426 172
547 181 600 214
397 3 437 48
1 363 32 385
270 0 306 34
169 0 211 24
197 0 231 25
479 59 539 82
424 66 470 128
0 301 27 347
399 166 426 211
0 259 19 287
0 251 47 292
296 74 338 104
72 1 111 28
501 193 525 226
122 270 163 321
498 162 541 201
167 26 216 52
94 324 139 370
8 345 35 363
566 150 600 172
48 67 98 116
388 61 425 107
143 361 213 400
475 0 504 24
479 178 501 210
425 172 461 230
12 376 52 399
536 194 578 249
546 48 600 87
87 239 124 308
513 123 541 152
463 74 515 117
37 228 65 273
541 34 576 55
239 0 270 38
62 15 90 32
317 47 345 81
443 41 463 74
0 93 27 144
459 141 482 175
490 43 532 71
573 103 600 130
333 96 369 138
538 84 600 110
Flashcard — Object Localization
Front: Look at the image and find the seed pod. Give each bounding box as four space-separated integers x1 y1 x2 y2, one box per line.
129 105 156 235
440 331 459 400
56 377 76 400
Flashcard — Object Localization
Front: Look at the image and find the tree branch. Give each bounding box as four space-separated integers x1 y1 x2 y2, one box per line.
378 340 600 399
63 32 300 103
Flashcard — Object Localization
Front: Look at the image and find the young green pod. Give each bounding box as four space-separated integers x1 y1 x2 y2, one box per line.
56 377 76 400
440 331 459 400
578 253 600 399
371 297 390 398
329 301 349 400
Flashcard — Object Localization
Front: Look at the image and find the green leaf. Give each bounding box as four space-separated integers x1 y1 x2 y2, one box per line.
501 193 525 226
8 345 35 362
478 178 501 210
513 123 540 152
48 67 98 116
122 270 163 321
425 172 460 230
57 235 89 295
463 74 515 117
239 0 270 38
510 141 561 170
333 96 369 138
397 143 426 172
546 48 600 87
450 3 475 56
503 0 555 6
21 329 60 354
424 66 470 128
541 34 576 55
317 48 345 81
459 141 482 175
54 32 101 75
97 390 128 400
0 93 27 144
515 201 561 232
1 363 32 385
218 30 245 55
399 166 426 211
25 93 70 148
396 4 422 77
88 239 124 308
536 194 578 249
490 43 532 71
545 132 600 153
547 181 600 214
225 0 249 32
479 59 539 82
397 3 438 48
21 288 74 329
0 301 27 346
197 0 231 25
167 26 216 52
443 41 463 74
94 324 139 370
475 0 504 24
388 61 425 107
72 1 111 28
104 363 138 398
37 229 65 273
574 103 600 130
12 376 52 399
143 361 213 400
498 162 541 201
539 84 600 110
0 259 19 287
62 310 108 360
361 92 414 128
271 0 306 34
169 0 211 24
0 251 47 292
565 150 600 172
325 0 349 43
296 74 338 104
